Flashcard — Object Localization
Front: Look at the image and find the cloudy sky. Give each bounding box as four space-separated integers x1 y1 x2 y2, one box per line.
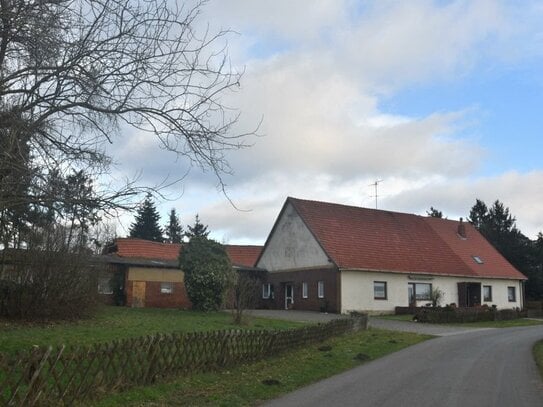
113 0 543 243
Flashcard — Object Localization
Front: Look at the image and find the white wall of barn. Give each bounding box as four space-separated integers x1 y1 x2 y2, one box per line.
257 202 331 272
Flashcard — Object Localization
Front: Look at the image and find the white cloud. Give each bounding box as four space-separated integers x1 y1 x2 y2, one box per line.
105 1 543 244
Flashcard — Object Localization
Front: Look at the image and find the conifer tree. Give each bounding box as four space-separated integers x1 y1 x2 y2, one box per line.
185 214 210 239
129 194 163 242
164 208 183 243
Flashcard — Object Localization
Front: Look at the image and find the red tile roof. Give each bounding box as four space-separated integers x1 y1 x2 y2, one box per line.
114 238 181 261
225 245 262 268
287 197 526 280
112 238 262 268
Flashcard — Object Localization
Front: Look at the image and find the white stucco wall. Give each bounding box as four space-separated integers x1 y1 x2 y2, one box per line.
257 202 331 272
340 270 523 313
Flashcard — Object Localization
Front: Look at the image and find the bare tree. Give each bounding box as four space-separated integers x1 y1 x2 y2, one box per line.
0 0 253 223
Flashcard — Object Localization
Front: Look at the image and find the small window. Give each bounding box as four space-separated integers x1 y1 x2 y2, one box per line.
317 281 324 298
302 282 308 299
98 277 113 295
483 285 492 302
262 283 274 299
472 256 484 264
508 286 516 302
374 281 387 300
160 282 173 294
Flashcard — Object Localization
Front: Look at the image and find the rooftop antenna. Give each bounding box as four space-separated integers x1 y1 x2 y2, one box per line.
369 179 383 209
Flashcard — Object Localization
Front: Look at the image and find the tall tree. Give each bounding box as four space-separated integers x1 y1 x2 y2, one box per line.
129 195 163 242
186 214 210 239
0 0 254 231
164 209 183 244
468 199 541 299
426 207 443 218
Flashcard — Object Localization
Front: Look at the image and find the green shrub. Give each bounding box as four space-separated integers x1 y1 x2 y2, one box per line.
414 306 525 323
180 236 233 311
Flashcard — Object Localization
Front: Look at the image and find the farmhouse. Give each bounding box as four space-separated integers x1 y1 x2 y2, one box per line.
256 197 527 314
102 238 262 308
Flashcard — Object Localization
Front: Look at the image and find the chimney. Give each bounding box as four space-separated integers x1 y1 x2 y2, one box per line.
458 217 466 238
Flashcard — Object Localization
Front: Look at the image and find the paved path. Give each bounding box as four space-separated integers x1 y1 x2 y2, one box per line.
369 317 494 336
249 309 488 336
262 325 543 407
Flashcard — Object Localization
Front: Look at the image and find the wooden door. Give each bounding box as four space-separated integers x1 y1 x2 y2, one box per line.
132 281 146 307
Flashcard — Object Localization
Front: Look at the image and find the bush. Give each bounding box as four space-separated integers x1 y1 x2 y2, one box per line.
180 236 233 311
0 231 98 320
414 306 526 323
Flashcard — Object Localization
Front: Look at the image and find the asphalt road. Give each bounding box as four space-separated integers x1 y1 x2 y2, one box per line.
262 325 543 407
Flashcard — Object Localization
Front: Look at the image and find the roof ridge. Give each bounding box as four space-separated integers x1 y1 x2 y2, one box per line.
288 196 427 218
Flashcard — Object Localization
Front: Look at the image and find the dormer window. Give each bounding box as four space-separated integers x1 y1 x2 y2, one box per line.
472 255 484 264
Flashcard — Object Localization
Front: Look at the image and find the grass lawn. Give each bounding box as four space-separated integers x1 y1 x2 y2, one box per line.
534 340 543 380
94 328 431 407
0 306 303 354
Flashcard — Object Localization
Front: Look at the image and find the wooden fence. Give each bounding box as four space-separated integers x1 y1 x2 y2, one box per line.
0 316 366 406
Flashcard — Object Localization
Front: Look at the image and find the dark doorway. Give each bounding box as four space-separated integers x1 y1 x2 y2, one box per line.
458 282 481 307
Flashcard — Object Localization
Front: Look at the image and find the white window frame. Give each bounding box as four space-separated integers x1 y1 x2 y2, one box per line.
160 282 173 294
262 283 271 299
302 282 308 299
317 281 324 299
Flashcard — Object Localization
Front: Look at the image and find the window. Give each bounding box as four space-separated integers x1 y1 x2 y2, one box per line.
302 282 308 298
317 281 324 298
374 281 387 300
472 255 484 264
483 285 492 302
408 282 432 301
508 286 516 302
160 282 173 294
98 277 113 295
262 283 274 299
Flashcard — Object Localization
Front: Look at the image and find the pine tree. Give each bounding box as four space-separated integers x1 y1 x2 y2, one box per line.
129 194 163 242
426 207 443 218
185 214 210 239
164 208 183 243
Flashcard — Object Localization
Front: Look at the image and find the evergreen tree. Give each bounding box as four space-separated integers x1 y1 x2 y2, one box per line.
185 214 210 239
426 207 443 218
467 199 542 299
164 208 183 243
468 199 489 231
129 194 163 242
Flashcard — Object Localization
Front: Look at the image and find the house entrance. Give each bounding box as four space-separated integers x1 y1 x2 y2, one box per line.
458 282 481 307
284 283 294 310
132 281 146 307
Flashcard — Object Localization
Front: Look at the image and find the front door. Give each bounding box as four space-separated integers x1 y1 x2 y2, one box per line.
408 283 416 307
285 283 294 310
132 281 146 307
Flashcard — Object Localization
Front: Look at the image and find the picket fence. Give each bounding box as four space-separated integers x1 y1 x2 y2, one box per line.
0 316 366 406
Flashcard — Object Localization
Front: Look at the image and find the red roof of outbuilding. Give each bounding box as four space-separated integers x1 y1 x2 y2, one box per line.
287 197 526 280
111 238 262 268
114 238 181 261
224 245 262 268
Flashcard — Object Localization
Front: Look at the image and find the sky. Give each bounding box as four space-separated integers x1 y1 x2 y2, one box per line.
111 0 543 243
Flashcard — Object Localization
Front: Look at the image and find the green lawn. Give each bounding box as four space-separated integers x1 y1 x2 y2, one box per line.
94 328 431 406
0 306 303 354
534 340 543 380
